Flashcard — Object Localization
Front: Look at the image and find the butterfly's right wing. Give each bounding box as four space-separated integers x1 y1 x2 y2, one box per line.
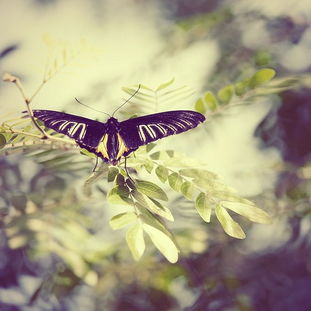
119 110 205 149
32 110 107 151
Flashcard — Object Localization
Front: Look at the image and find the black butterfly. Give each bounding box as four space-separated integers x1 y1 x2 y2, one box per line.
32 109 205 165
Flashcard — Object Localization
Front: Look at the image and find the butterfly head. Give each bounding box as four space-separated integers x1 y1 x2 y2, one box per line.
106 117 119 131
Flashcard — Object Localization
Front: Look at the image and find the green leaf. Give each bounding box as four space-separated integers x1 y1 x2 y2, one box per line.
155 165 169 183
150 151 161 160
234 80 249 96
195 98 206 114
255 51 271 66
109 212 137 230
204 91 217 111
80 148 97 158
146 143 156 152
181 181 194 200
0 134 6 149
195 192 211 222
107 167 119 182
143 223 179 263
126 224 145 261
140 209 173 237
83 164 109 193
168 172 183 192
179 168 217 179
144 158 154 173
116 173 125 186
136 180 168 201
107 186 132 205
217 85 234 104
221 201 272 224
249 68 276 88
269 77 299 88
215 204 246 239
166 150 174 158
156 78 175 91
126 178 136 190
39 154 75 167
132 191 173 221
137 84 153 91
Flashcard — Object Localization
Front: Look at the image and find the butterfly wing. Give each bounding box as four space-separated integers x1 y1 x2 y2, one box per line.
119 110 205 149
32 110 107 152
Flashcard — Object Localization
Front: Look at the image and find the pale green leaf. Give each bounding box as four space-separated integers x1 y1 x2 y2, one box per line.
139 209 173 237
144 158 154 173
269 77 299 89
255 50 271 66
126 224 145 261
195 98 206 114
132 190 173 221
179 168 217 179
195 192 212 222
150 151 160 160
204 91 217 111
122 88 153 99
217 85 234 104
155 165 169 183
150 151 171 160
143 223 179 263
80 148 97 158
234 79 249 96
137 84 153 91
181 181 194 200
156 78 175 91
215 204 246 239
83 164 109 191
146 143 157 152
107 167 119 182
107 186 132 205
168 172 183 192
221 201 272 224
166 150 174 158
109 212 137 230
249 68 276 88
136 180 168 201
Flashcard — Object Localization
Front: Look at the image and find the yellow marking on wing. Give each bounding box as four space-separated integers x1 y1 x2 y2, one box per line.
116 133 129 159
96 134 109 158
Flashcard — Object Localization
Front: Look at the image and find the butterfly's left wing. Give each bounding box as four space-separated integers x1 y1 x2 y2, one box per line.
119 110 205 149
32 110 107 152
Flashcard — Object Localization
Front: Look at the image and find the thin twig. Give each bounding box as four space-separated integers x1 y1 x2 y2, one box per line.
11 76 49 138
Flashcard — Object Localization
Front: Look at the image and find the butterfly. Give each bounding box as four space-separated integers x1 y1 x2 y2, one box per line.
32 109 205 165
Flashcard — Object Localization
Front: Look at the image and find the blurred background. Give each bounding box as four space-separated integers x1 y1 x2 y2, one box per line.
0 0 311 310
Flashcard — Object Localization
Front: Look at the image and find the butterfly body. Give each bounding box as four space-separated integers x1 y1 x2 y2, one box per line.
32 109 205 165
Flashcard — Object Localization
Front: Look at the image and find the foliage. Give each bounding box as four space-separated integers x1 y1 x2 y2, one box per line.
121 78 194 115
194 68 306 115
2 35 304 273
4 58 299 266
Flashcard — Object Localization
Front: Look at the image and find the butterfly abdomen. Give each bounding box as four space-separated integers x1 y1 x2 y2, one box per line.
95 118 130 164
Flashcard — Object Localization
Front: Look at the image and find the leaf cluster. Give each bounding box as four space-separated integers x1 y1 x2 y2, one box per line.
122 78 194 115
101 146 271 262
1 71 279 263
194 68 303 115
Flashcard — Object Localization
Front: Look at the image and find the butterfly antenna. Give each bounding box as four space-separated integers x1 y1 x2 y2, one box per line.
75 97 111 118
111 84 141 117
